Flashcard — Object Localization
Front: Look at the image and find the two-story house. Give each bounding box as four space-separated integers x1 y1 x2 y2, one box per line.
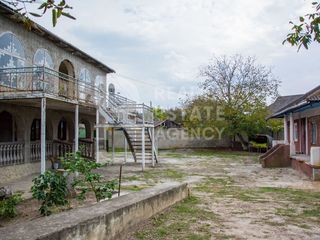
0 2 157 183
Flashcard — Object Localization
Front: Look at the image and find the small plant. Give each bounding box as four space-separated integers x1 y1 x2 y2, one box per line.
0 193 22 218
63 152 116 202
31 170 69 216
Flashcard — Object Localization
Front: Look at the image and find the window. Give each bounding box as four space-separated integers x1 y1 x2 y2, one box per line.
58 118 67 141
33 49 54 68
0 32 25 88
33 49 54 91
30 119 41 141
294 122 298 142
312 122 317 145
79 68 91 84
79 123 86 139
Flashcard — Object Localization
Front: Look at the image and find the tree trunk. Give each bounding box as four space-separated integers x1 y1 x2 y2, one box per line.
236 133 248 151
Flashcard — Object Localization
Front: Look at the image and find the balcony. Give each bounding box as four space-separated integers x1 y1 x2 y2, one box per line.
0 66 104 106
0 67 154 125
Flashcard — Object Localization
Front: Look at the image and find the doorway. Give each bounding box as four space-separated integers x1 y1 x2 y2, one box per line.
58 60 75 98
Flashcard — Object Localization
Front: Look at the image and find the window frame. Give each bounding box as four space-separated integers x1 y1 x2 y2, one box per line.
294 122 298 142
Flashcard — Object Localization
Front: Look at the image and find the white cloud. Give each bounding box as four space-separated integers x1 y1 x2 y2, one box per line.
29 0 320 107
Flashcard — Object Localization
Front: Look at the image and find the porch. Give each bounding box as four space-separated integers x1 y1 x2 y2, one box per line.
0 139 94 167
291 154 311 163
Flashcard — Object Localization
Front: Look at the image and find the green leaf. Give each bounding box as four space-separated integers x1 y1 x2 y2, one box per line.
61 12 76 20
299 16 305 22
52 9 57 27
57 8 62 18
29 12 42 17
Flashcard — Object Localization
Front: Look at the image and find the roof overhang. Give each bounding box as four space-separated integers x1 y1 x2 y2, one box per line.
0 2 115 74
268 100 320 119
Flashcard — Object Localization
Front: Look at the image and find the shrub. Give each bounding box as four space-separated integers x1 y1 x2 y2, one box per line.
31 170 69 216
0 193 22 218
63 152 116 202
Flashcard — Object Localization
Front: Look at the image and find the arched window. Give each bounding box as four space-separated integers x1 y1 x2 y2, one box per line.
0 32 25 68
0 32 25 88
30 119 41 141
33 49 54 68
79 68 91 84
58 118 67 141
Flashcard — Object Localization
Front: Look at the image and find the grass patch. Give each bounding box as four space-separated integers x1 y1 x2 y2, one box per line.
143 169 186 181
133 196 219 240
120 185 149 192
160 149 259 159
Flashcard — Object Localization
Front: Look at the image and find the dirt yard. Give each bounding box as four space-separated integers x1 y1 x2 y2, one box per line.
1 149 320 240
124 149 320 240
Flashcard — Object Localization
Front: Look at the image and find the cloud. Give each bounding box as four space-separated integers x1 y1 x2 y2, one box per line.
30 0 320 107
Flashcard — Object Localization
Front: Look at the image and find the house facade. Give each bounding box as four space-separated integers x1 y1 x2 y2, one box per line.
261 86 320 180
0 3 157 183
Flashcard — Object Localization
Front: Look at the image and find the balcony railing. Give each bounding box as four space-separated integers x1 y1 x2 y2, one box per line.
0 142 24 166
0 67 104 106
0 66 155 125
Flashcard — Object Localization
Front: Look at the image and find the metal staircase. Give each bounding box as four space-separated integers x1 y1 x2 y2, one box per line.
97 93 158 169
123 127 158 163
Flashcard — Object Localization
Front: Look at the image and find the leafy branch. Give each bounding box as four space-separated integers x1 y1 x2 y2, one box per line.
284 1 320 50
1 0 75 28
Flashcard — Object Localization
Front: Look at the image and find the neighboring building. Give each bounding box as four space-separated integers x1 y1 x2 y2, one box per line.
261 86 320 180
0 3 156 183
267 94 303 140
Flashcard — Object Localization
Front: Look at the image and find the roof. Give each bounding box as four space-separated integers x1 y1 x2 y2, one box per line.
154 119 182 128
269 85 320 119
0 2 115 74
268 94 303 115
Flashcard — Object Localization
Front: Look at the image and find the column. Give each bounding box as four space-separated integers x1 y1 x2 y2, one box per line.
142 127 145 171
124 135 127 163
283 115 288 144
74 104 79 152
103 128 107 150
40 98 46 174
151 127 155 167
112 128 115 162
96 108 100 163
289 113 296 155
305 117 309 155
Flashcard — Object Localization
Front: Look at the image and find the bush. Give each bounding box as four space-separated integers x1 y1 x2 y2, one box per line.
0 193 22 218
31 170 69 216
63 152 116 202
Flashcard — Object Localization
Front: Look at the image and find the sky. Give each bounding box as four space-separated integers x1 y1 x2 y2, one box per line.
28 0 320 108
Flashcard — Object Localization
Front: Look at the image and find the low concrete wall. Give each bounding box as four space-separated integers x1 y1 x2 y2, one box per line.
111 128 230 150
291 158 320 181
0 160 51 185
0 182 189 240
260 144 291 168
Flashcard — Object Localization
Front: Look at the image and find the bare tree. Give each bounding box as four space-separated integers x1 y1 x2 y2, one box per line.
200 55 280 149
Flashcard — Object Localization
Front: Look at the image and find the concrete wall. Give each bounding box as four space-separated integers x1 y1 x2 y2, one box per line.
0 15 108 86
110 128 231 150
0 182 189 240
